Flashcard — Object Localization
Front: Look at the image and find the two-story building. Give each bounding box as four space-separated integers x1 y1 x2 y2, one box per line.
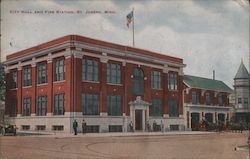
4 35 186 133
183 75 233 130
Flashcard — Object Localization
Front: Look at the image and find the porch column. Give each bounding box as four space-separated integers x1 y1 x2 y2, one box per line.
142 109 145 132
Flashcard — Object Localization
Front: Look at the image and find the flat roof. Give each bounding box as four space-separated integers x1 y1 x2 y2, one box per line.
6 35 183 64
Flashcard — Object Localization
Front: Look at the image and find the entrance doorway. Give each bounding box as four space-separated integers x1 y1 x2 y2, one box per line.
135 110 142 130
205 113 213 123
218 113 225 123
191 112 200 130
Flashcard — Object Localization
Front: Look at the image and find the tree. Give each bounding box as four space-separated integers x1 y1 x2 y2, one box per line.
0 62 5 101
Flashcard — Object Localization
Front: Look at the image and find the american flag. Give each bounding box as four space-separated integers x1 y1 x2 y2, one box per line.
126 11 133 28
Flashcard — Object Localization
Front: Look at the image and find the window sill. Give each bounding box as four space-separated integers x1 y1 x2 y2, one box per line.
53 80 65 84
37 83 48 86
107 83 123 86
10 88 17 91
168 89 178 92
152 88 163 90
23 86 32 89
82 80 100 84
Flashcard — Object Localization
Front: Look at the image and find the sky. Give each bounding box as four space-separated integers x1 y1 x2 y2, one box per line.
1 0 249 88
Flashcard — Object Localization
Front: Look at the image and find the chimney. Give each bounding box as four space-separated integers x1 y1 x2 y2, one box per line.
213 70 215 80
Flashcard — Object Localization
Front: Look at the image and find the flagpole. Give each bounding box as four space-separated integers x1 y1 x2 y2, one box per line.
132 8 135 47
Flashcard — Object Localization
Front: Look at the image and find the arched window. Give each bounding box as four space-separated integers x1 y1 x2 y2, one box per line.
133 68 144 95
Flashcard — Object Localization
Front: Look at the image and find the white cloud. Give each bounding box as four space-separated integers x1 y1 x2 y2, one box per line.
1 0 248 88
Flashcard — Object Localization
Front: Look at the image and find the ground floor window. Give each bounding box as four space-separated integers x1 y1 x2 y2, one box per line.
109 125 122 132
168 100 179 117
23 97 31 116
36 125 46 131
170 125 179 131
150 99 163 116
82 94 99 115
54 94 65 115
107 95 122 116
86 125 99 133
52 125 64 131
22 125 30 130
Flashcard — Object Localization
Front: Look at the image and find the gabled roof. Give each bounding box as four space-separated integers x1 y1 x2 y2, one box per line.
183 75 233 93
234 61 250 79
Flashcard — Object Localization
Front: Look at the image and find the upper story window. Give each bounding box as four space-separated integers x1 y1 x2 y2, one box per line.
192 91 200 104
37 62 47 84
23 97 31 116
82 59 99 82
244 98 248 105
168 72 178 90
150 99 162 116
11 71 17 89
54 59 65 82
205 92 212 105
238 98 242 104
23 67 32 86
151 71 161 89
107 63 121 84
218 94 226 106
133 68 144 95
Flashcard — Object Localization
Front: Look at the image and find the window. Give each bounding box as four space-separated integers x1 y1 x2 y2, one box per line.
54 59 65 81
218 94 226 106
151 71 161 89
82 59 99 81
54 94 65 115
10 99 17 117
86 125 99 133
205 93 212 105
169 100 179 117
150 99 163 116
168 72 178 90
238 98 242 104
109 125 122 132
11 71 17 88
191 91 200 104
52 125 64 131
133 68 144 95
244 98 248 104
23 97 31 116
82 94 99 115
170 125 179 131
107 95 122 116
23 67 31 86
107 63 121 84
37 96 47 116
37 62 47 84
22 125 30 130
36 125 46 131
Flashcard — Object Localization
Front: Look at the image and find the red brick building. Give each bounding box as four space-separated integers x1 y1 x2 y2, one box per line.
183 75 232 130
4 35 186 133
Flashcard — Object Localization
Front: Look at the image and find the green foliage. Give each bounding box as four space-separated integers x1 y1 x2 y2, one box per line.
0 63 5 101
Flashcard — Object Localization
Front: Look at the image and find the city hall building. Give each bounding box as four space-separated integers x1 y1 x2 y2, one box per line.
183 75 233 130
4 35 186 133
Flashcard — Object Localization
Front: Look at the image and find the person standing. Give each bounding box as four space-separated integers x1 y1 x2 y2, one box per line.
160 120 164 133
82 119 86 134
73 120 78 135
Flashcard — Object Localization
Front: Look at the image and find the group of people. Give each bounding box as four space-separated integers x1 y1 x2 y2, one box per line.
73 119 87 135
129 120 165 132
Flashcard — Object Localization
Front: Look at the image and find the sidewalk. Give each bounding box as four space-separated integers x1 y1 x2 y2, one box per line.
17 130 215 138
